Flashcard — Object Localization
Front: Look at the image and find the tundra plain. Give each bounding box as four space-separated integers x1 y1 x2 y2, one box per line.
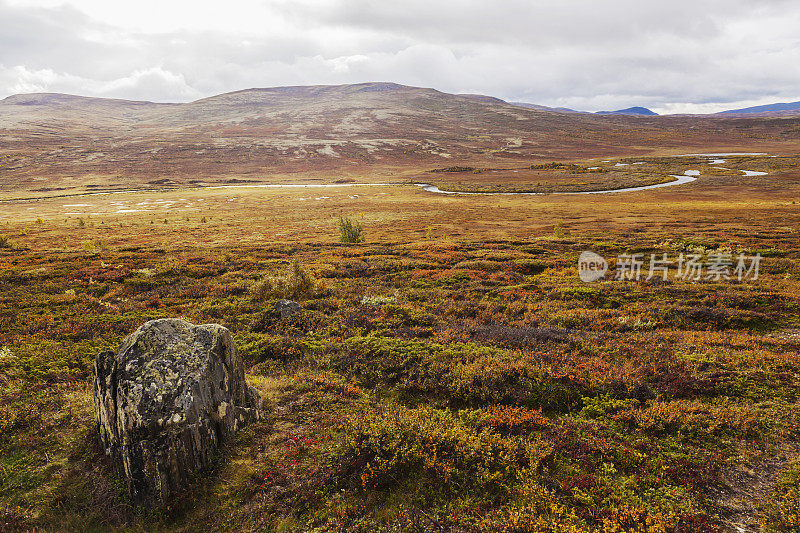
1 84 800 532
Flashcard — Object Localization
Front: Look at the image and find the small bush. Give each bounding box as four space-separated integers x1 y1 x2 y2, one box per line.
579 394 637 419
361 294 397 306
250 260 325 301
339 404 541 490
462 405 551 435
514 258 548 275
237 333 306 363
0 235 13 249
452 260 503 272
338 216 364 243
615 398 760 437
81 239 106 252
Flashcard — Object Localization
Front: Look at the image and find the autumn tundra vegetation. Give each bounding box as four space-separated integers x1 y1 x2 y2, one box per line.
0 85 800 532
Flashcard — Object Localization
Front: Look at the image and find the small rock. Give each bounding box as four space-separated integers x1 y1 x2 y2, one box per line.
94 318 261 503
274 299 302 318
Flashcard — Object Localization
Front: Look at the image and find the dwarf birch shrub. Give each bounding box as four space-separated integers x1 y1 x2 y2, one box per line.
250 260 325 301
338 216 364 243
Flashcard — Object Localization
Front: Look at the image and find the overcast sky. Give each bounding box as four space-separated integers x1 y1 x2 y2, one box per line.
1 0 799 114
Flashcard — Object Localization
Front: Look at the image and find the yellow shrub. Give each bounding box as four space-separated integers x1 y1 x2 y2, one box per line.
250 260 325 301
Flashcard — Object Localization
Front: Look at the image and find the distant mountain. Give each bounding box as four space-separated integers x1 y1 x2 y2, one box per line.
719 101 800 115
511 102 581 113
596 107 658 116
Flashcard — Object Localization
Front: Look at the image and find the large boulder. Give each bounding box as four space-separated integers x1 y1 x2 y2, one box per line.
94 318 262 503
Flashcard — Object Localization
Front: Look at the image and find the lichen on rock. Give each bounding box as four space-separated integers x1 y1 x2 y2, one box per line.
93 318 262 503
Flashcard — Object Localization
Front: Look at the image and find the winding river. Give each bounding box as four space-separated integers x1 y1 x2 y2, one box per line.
198 152 767 197
1 153 770 205
414 153 768 196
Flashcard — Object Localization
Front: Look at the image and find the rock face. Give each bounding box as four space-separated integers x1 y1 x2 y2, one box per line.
94 318 261 503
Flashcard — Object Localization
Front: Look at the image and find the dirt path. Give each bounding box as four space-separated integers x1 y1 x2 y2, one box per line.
712 443 798 532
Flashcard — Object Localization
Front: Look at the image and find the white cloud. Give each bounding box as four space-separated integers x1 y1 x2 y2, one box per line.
0 64 200 102
0 65 74 94
96 67 202 101
0 0 799 112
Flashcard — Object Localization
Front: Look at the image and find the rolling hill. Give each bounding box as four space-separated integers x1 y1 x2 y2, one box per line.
1 82 799 195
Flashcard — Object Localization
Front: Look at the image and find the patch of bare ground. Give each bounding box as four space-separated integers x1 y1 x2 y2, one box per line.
711 443 799 532
768 328 800 343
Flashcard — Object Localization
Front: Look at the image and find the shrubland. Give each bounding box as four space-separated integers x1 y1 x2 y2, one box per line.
1 154 799 531
0 227 798 532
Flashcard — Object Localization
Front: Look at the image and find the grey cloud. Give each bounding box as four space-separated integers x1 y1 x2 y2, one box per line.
0 0 798 112
277 0 738 47
0 3 140 78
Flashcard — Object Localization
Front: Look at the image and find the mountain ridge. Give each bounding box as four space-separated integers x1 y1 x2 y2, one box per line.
3 85 798 118
1 81 799 195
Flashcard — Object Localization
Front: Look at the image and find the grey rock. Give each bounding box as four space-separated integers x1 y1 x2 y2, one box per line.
274 299 302 318
94 318 261 503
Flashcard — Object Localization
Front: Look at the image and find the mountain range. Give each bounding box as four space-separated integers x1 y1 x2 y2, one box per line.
510 103 659 115
513 101 800 117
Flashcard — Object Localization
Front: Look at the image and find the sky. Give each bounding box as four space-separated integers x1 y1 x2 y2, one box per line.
1 0 799 114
